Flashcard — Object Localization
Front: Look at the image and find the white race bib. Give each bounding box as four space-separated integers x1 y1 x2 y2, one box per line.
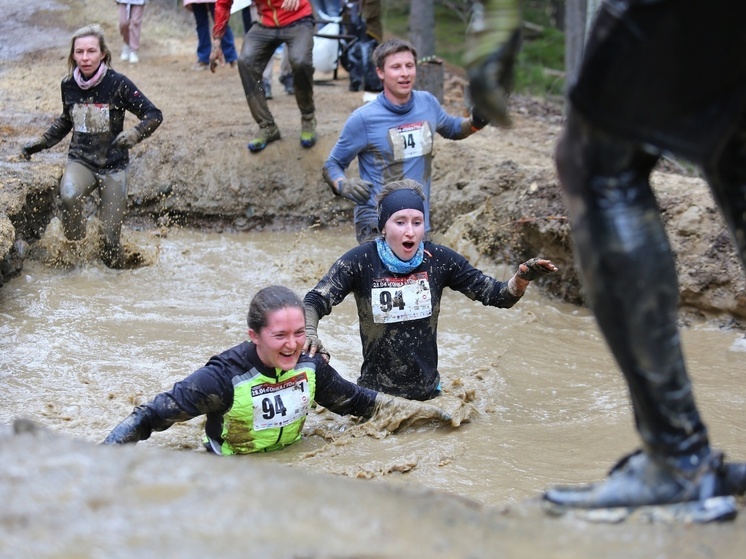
250 372 310 431
72 103 110 134
389 121 433 161
371 272 432 324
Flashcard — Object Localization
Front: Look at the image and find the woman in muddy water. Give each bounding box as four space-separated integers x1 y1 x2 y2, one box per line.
20 23 162 269
103 285 451 454
304 178 559 401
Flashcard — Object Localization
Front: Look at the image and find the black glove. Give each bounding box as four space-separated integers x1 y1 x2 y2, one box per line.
21 138 47 160
470 107 490 130
102 408 152 445
336 178 374 205
466 25 522 128
111 128 141 150
516 258 557 281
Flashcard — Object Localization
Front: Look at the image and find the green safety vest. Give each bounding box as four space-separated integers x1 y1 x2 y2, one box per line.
208 362 317 455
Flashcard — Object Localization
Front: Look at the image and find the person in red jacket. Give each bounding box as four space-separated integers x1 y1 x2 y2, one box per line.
210 0 317 153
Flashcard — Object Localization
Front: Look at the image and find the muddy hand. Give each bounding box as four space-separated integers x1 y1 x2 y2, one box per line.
209 40 224 73
337 178 373 205
21 138 46 160
111 128 140 150
373 394 452 432
464 0 522 127
303 333 330 362
517 258 558 281
101 408 151 445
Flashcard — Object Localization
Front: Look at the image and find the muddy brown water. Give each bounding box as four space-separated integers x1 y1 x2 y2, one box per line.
1 227 746 557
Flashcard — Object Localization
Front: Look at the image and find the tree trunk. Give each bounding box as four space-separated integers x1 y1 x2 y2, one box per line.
552 0 566 30
409 0 436 58
564 0 587 89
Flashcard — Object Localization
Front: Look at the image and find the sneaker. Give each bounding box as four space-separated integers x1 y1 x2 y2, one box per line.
263 79 273 100
300 114 317 149
543 449 736 511
248 125 281 153
120 45 131 61
192 61 209 71
129 50 139 64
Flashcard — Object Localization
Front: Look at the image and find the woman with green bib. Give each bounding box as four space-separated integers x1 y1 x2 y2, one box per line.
103 285 449 454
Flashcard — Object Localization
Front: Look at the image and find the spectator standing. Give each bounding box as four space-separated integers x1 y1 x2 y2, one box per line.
116 0 147 64
183 0 238 71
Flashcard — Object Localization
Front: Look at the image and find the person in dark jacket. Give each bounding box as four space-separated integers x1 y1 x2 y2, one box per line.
304 179 557 401
103 285 451 454
466 0 746 521
21 23 162 268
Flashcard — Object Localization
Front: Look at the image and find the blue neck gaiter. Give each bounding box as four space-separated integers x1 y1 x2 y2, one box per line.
376 238 424 274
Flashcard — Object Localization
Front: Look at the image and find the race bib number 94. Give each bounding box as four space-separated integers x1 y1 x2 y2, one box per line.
251 372 310 431
372 272 432 323
72 103 111 134
390 121 433 161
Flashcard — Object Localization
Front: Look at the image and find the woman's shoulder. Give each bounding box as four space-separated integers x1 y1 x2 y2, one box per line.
342 240 377 260
424 240 463 261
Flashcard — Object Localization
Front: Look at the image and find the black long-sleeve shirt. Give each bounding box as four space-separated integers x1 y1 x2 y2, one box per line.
39 67 162 171
305 240 522 400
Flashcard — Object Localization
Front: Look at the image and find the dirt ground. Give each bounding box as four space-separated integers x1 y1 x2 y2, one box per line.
2 0 746 323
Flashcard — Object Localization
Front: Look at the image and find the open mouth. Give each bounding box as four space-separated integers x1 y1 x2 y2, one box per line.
402 241 415 250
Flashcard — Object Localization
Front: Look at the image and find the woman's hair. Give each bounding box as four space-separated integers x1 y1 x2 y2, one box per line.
67 24 112 77
376 178 426 207
372 38 417 70
247 286 304 332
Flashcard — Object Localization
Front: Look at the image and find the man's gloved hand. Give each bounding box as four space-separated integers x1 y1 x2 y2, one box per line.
111 128 141 150
101 408 151 445
516 257 558 281
372 393 452 432
21 138 47 160
336 178 374 205
464 0 522 127
470 106 491 130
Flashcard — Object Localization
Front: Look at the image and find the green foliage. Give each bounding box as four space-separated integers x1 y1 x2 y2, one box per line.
381 0 566 98
515 26 565 96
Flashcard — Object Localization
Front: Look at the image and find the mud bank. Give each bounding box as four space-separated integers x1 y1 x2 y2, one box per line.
3 421 746 559
2 0 745 321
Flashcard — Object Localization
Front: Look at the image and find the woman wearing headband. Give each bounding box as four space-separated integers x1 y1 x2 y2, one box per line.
304 179 558 401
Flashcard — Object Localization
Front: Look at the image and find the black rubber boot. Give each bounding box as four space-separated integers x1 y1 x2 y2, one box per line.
543 449 744 522
100 240 124 269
